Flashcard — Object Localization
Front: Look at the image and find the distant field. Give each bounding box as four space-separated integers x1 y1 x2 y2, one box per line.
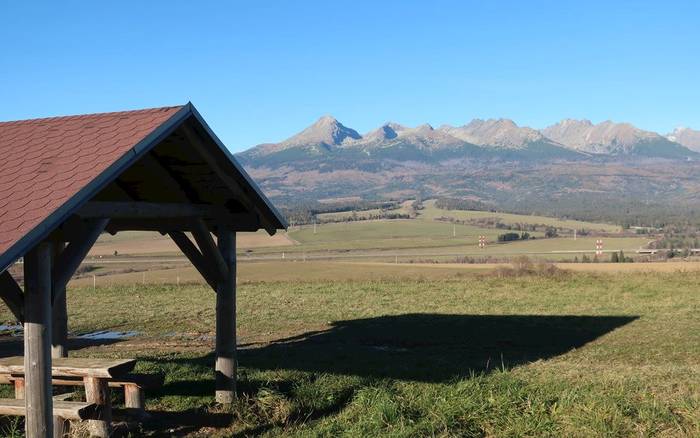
83 200 643 265
286 219 518 252
421 200 622 232
65 259 700 287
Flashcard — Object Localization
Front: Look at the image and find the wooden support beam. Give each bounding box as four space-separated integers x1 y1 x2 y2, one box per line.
51 242 69 438
78 201 223 219
77 201 258 230
191 218 229 282
168 231 218 291
215 230 237 403
24 241 54 438
0 270 24 322
105 217 259 233
52 218 108 304
51 242 68 359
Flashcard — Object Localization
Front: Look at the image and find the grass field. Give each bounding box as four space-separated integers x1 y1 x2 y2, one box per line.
1 264 699 436
85 200 638 263
421 200 622 233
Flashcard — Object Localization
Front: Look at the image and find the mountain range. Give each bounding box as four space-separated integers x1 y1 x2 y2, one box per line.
237 116 700 212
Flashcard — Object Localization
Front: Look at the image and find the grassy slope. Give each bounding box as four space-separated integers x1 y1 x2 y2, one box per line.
2 268 698 436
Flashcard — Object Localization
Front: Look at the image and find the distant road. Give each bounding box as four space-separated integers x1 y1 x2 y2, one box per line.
71 248 637 265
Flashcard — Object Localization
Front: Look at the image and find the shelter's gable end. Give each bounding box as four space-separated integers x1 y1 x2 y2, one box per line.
0 103 286 273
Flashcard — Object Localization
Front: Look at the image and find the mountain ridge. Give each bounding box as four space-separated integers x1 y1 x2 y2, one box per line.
242 115 697 161
236 115 700 209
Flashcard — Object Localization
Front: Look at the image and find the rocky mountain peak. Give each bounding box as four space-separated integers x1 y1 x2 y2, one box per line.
439 118 543 148
542 119 665 154
282 115 362 148
667 126 700 152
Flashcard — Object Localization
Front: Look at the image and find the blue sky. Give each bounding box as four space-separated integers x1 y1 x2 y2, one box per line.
1 1 699 151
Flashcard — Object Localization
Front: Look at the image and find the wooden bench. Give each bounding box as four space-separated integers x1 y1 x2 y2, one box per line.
0 356 136 438
0 398 101 421
14 373 164 419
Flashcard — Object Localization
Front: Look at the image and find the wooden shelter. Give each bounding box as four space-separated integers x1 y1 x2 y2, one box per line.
0 103 287 437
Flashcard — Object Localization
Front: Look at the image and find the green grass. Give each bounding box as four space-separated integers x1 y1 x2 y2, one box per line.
1 268 699 436
286 219 516 252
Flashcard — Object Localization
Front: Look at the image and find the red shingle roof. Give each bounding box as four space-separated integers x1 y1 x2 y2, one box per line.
0 106 183 257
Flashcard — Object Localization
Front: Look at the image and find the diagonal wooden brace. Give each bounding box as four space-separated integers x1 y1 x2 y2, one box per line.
52 218 109 304
190 218 228 283
0 270 25 322
168 231 218 291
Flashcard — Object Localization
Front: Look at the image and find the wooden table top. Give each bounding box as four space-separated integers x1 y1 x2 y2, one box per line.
0 356 135 378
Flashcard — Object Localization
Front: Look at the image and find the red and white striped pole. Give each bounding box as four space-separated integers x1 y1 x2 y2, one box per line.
479 236 486 249
595 239 603 256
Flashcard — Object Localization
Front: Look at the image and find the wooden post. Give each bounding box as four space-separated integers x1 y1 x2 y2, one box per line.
51 242 68 438
14 378 25 399
124 383 146 418
215 230 236 404
84 377 111 437
24 241 54 438
52 242 68 359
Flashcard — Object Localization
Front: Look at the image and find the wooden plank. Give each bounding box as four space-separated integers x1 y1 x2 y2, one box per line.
192 218 228 282
52 242 68 359
168 231 218 291
84 377 111 437
7 373 164 389
0 270 24 322
0 357 136 379
215 230 237 404
23 241 54 438
52 218 109 304
0 398 101 421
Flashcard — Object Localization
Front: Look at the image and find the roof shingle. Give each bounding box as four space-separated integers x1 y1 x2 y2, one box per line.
0 106 183 257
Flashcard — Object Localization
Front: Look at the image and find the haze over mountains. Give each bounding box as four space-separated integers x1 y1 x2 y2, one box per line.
237 116 700 212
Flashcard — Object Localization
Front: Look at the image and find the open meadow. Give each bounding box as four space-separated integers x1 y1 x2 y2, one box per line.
1 261 700 437
2 203 693 437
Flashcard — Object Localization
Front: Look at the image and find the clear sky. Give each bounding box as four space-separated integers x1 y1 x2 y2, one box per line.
1 1 699 152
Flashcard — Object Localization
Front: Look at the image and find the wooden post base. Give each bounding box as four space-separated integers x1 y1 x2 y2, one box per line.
83 377 111 438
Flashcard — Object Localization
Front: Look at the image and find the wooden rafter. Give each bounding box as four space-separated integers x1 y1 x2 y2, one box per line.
140 153 202 203
181 123 274 233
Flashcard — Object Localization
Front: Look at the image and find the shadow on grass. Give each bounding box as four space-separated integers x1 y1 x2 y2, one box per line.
240 313 638 382
36 313 636 436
